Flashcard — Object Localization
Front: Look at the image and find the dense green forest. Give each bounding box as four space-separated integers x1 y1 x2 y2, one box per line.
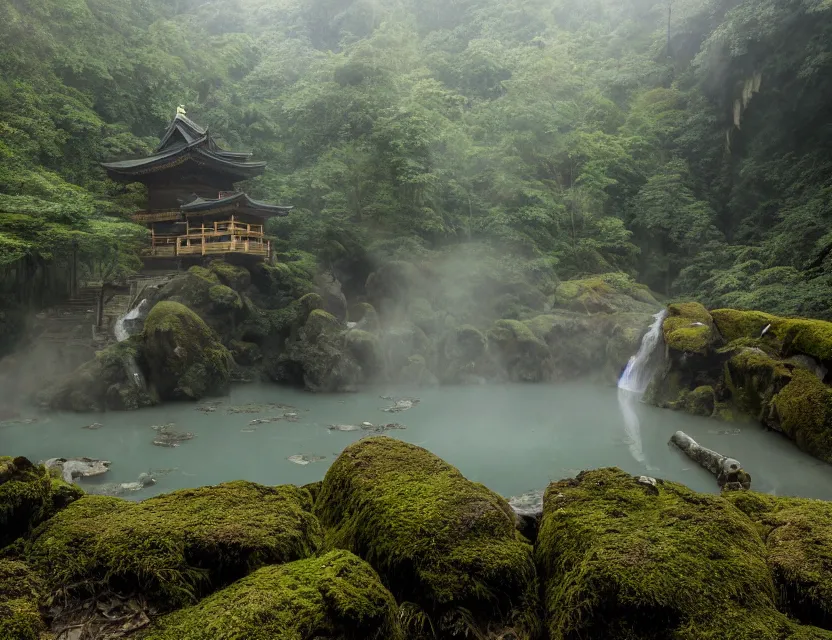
1 0 831 315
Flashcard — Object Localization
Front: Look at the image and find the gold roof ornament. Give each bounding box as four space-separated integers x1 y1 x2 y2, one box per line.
176 105 187 115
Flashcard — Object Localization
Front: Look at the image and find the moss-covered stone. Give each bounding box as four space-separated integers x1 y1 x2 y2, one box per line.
438 323 488 383
49 476 85 512
143 301 232 401
398 354 439 386
350 301 380 333
726 348 792 422
25 482 321 607
0 457 52 549
299 292 324 315
345 329 383 378
487 319 550 382
535 467 830 639
663 302 718 355
208 284 243 311
188 266 220 284
772 369 832 462
553 274 660 315
711 309 776 343
138 550 402 640
0 559 46 640
40 336 156 411
726 491 832 631
228 340 262 366
683 385 716 417
316 437 539 638
208 261 251 291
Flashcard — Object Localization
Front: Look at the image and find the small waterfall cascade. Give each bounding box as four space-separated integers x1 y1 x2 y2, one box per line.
616 309 668 468
618 309 668 394
114 299 148 342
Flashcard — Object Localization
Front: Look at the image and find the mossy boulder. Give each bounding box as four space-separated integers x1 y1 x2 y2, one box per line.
772 369 832 461
487 319 550 382
208 284 243 312
143 301 232 401
438 324 487 383
553 274 659 315
187 265 220 284
680 385 716 417
229 340 262 366
25 482 321 607
208 261 251 292
663 302 719 355
138 550 402 640
382 322 432 372
408 296 438 334
0 457 53 549
316 437 539 638
398 354 439 386
727 491 832 630
39 336 156 411
0 559 46 640
535 467 830 639
279 310 362 391
345 329 384 378
350 301 380 333
726 348 792 423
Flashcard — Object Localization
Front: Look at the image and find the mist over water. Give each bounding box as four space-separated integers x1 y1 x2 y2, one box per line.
4 382 832 501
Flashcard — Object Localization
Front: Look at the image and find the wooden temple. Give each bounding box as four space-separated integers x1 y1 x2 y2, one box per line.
101 111 291 261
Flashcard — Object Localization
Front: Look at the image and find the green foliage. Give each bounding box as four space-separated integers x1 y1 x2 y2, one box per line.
0 559 46 640
25 482 322 607
139 550 402 640
0 457 52 549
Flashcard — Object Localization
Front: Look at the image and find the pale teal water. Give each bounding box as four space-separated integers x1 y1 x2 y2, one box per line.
3 382 832 501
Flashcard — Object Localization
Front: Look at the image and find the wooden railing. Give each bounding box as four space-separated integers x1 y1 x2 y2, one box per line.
144 235 270 258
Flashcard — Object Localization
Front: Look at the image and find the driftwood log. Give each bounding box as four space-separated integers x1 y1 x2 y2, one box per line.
669 431 751 491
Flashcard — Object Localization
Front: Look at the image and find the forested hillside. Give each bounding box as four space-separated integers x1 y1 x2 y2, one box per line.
2 0 831 315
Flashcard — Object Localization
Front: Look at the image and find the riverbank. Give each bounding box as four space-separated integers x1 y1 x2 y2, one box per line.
4 437 832 639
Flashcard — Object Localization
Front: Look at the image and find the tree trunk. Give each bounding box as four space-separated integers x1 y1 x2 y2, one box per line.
669 431 751 490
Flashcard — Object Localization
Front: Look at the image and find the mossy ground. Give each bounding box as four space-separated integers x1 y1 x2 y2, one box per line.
187 266 220 284
535 467 830 639
25 482 321 607
315 437 539 639
208 261 251 291
0 559 45 640
138 550 402 640
773 369 832 461
208 284 243 311
727 491 832 630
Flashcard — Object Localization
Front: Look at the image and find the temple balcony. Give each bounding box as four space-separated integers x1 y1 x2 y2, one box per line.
144 219 271 259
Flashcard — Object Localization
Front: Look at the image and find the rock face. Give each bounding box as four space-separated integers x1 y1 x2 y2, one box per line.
138 551 401 640
25 482 321 607
143 301 232 401
315 437 540 639
535 468 832 639
648 304 832 463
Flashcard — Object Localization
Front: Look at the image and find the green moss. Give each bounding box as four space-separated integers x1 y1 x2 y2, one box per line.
49 477 84 512
345 329 383 377
304 309 339 336
726 492 832 630
188 266 220 284
0 559 46 640
208 284 243 311
229 340 262 366
487 319 551 382
535 467 825 639
711 309 776 343
138 550 402 640
523 315 557 340
663 302 716 354
315 437 539 639
772 369 832 461
0 457 52 549
683 385 716 417
208 261 251 291
350 302 380 332
143 301 232 400
25 482 321 607
299 292 324 315
725 348 792 422
553 275 660 314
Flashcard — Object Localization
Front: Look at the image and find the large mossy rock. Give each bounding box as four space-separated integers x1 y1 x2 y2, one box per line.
143 301 232 401
0 559 47 640
0 456 81 550
138 550 402 640
535 468 832 639
662 302 720 355
208 260 251 292
553 274 659 315
25 481 321 607
40 337 156 411
487 319 551 382
315 437 539 638
437 324 487 383
277 309 362 391
727 491 832 630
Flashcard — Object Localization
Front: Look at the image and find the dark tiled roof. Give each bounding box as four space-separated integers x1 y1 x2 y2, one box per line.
181 192 292 219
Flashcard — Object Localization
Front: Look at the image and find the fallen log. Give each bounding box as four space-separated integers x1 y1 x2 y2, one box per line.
669 430 751 491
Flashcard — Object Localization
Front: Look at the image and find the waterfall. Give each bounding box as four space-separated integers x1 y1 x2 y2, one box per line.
618 309 668 394
616 308 668 468
114 299 148 342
